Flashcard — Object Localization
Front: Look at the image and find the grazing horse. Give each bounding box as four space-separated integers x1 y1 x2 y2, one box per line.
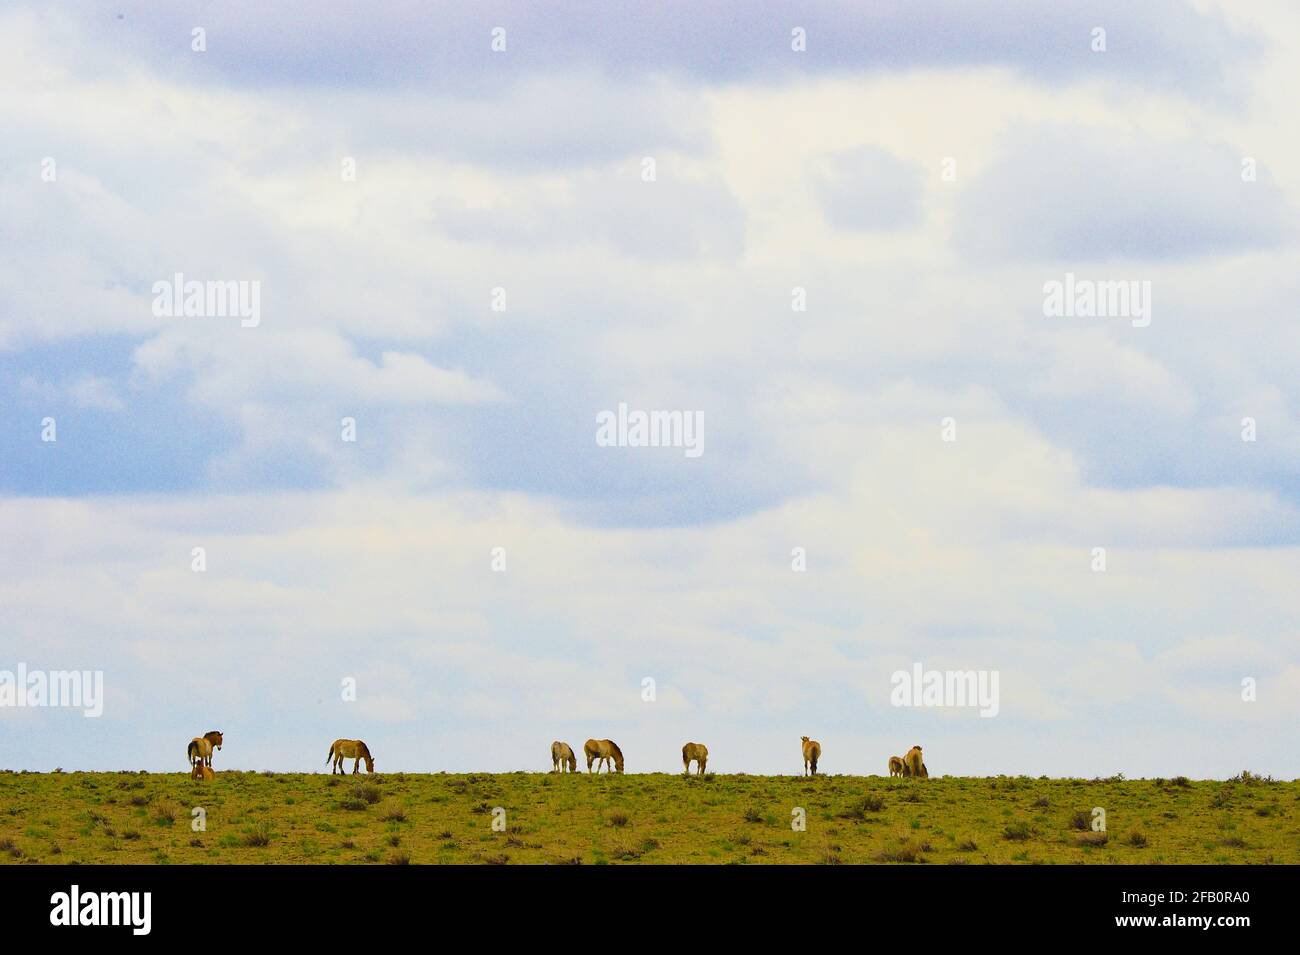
682 742 708 776
888 755 906 777
551 741 577 773
327 739 375 774
903 745 928 778
802 736 821 776
187 731 223 769
583 739 624 774
191 763 214 781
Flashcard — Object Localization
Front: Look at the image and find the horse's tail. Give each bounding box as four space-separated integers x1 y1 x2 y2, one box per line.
187 740 198 765
682 744 690 768
325 742 335 764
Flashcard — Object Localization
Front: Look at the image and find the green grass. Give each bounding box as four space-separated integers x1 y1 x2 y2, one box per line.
1 771 1296 864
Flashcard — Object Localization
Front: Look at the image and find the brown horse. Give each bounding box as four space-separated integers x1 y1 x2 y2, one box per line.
187 731 223 769
903 745 928 778
802 736 821 776
190 763 214 781
888 755 906 777
583 739 624 773
682 742 708 775
327 738 375 774
551 741 577 773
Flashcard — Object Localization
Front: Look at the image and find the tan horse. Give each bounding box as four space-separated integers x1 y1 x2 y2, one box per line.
583 739 624 773
903 745 928 778
682 742 708 775
802 736 821 776
187 731 223 769
888 755 906 777
327 738 375 774
190 763 214 781
551 741 577 773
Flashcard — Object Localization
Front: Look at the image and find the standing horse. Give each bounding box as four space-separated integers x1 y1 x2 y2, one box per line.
682 742 708 775
327 738 375 774
551 741 577 773
903 745 928 778
187 731 223 769
801 736 821 776
583 739 624 773
888 755 906 777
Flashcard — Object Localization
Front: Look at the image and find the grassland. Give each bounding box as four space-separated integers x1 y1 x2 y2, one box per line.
1 770 1296 864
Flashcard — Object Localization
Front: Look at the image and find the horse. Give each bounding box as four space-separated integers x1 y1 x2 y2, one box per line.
187 731 223 769
190 763 214 781
802 736 821 776
682 742 708 775
583 739 624 773
327 738 375 774
551 741 577 773
903 745 928 778
888 755 906 777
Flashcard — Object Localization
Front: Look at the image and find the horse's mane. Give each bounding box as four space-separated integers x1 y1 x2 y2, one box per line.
608 740 623 760
358 740 371 758
206 730 221 738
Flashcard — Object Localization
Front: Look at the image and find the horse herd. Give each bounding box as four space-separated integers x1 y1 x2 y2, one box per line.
188 731 930 779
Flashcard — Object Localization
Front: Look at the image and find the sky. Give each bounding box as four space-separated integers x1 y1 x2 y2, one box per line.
1 1 1298 778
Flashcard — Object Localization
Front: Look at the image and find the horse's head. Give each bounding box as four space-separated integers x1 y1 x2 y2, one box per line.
801 736 810 744
364 755 375 773
209 731 223 750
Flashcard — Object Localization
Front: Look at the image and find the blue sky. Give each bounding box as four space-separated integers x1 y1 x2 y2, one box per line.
2 1 1299 777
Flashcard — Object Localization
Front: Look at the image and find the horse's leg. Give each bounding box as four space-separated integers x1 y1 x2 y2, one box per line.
353 757 360 774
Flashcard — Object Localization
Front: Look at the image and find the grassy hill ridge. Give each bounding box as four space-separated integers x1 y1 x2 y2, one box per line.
2 771 1295 864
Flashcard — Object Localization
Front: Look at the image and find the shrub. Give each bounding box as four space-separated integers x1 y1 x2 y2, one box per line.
876 839 930 863
240 823 272 847
1002 822 1032 841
